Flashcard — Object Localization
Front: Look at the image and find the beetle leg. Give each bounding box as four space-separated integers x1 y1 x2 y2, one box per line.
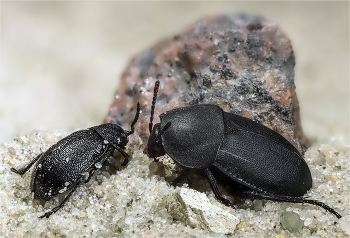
85 153 114 183
170 170 190 187
39 178 83 219
110 143 129 165
83 153 113 184
11 153 43 175
204 168 234 208
241 190 342 219
84 168 97 183
89 128 129 166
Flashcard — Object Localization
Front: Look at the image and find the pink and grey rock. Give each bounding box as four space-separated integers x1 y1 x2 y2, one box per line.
105 14 308 154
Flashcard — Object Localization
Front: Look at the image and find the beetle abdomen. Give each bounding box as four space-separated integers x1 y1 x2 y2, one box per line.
32 130 111 198
213 113 312 196
223 112 303 156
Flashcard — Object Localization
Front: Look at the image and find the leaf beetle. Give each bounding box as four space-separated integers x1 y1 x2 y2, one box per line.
147 81 341 219
11 103 140 218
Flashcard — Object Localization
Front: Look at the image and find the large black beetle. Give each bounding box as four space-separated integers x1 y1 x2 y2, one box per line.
147 81 341 218
11 103 140 218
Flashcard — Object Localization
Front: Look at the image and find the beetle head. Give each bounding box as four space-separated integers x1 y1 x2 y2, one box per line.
147 123 166 159
90 102 140 148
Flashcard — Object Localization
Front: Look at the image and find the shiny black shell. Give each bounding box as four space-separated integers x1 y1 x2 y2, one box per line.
30 123 127 199
159 104 312 197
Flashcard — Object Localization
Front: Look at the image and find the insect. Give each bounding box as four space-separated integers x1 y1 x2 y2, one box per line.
11 103 140 218
147 80 341 218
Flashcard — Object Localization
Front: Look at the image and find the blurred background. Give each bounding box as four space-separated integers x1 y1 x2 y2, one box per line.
1 2 349 144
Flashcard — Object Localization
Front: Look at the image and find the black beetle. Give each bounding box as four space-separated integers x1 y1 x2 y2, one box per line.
11 103 140 218
147 81 341 219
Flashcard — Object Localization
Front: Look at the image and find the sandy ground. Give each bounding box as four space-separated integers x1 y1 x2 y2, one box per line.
1 131 349 238
0 3 349 238
1 2 349 144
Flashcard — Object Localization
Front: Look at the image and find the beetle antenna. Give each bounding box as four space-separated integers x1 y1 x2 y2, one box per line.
127 102 140 136
149 80 160 134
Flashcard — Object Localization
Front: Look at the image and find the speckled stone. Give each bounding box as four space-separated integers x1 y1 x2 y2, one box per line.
280 211 303 233
166 187 239 234
105 13 308 154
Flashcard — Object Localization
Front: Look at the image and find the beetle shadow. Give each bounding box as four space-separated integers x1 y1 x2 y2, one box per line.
103 150 129 176
151 162 266 211
151 162 239 203
211 169 268 210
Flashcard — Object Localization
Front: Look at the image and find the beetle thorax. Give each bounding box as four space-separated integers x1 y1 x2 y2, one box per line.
91 124 128 148
147 123 166 159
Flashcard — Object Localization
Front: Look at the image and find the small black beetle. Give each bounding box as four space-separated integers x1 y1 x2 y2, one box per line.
147 81 341 218
11 103 140 218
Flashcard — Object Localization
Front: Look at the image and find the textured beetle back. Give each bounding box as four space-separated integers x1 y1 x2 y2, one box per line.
213 112 312 196
160 104 225 169
31 129 111 199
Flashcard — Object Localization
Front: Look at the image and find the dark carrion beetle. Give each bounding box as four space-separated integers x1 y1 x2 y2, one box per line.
11 103 140 218
147 80 341 219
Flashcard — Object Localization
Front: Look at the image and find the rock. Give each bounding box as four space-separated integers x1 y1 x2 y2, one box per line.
165 187 239 234
105 13 308 154
280 211 303 233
